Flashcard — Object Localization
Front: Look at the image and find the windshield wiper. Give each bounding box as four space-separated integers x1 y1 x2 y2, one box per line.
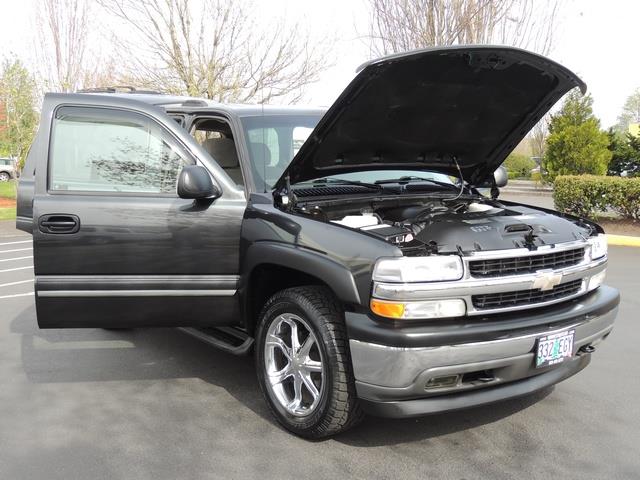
306 178 382 190
375 176 459 190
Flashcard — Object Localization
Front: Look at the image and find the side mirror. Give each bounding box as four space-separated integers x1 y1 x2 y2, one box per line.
493 166 508 188
177 165 220 199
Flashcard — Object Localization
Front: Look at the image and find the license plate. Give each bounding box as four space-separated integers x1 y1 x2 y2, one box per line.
535 330 575 368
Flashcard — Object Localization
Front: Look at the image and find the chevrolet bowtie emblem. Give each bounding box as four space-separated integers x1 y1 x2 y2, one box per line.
532 271 563 291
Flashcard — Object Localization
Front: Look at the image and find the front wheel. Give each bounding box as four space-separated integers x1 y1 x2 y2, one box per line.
255 286 363 438
0 172 10 182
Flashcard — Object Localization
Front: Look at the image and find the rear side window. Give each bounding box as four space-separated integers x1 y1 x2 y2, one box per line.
49 106 193 194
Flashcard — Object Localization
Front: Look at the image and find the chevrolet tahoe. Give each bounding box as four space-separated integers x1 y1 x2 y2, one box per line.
16 46 619 438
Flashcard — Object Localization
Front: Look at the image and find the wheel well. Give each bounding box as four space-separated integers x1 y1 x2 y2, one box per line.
245 264 337 335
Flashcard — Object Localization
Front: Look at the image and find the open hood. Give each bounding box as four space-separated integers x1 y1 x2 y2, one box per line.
275 46 585 190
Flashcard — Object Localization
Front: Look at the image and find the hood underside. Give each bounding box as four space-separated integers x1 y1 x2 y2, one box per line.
276 46 585 190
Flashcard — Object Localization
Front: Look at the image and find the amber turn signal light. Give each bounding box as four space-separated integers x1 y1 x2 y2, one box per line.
370 299 405 319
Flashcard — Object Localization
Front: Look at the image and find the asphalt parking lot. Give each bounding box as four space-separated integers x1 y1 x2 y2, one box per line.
0 218 639 480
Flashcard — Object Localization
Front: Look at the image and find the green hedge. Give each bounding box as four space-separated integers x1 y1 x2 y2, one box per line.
503 153 536 179
554 175 640 220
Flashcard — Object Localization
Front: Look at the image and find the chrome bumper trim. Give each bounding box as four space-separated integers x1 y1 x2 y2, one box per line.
349 306 616 391
357 355 590 418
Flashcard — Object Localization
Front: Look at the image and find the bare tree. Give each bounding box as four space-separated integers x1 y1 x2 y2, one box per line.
33 0 119 93
96 0 329 104
529 114 550 160
34 0 89 92
616 87 640 132
367 0 560 56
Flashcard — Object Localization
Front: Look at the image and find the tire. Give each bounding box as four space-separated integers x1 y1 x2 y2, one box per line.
0 172 10 182
255 286 363 438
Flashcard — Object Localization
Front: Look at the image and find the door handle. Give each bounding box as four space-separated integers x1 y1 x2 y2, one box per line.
38 214 80 234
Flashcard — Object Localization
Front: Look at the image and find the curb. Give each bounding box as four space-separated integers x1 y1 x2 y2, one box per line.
500 189 553 197
606 234 640 247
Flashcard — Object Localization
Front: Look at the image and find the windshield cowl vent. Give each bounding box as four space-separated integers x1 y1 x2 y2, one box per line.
293 185 376 197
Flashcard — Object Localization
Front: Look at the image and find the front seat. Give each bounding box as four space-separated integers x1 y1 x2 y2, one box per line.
202 138 243 186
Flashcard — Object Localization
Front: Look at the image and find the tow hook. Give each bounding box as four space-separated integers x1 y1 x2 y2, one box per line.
578 345 596 355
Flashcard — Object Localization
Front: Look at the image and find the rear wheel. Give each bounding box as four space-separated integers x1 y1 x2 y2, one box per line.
255 286 363 438
0 172 10 182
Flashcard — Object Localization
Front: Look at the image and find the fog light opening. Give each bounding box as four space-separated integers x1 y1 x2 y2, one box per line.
461 369 495 385
425 374 460 389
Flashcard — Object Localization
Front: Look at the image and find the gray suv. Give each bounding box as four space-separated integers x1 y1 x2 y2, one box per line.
0 158 16 181
16 46 618 438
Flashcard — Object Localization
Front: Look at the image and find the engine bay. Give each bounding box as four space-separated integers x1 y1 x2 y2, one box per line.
293 195 596 256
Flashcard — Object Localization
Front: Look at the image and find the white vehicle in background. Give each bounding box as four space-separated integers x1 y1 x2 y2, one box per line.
0 158 17 181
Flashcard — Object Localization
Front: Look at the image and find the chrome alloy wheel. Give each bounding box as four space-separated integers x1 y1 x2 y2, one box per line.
263 313 324 417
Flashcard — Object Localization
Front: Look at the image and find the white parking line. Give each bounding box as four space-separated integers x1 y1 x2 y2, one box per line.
0 266 33 273
0 240 32 246
0 292 34 299
0 247 32 254
0 279 33 288
0 256 33 263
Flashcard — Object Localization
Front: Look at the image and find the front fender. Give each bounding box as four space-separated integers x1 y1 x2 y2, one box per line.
241 241 362 305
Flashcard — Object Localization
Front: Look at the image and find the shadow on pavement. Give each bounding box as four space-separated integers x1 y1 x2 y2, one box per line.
10 304 270 418
10 303 552 445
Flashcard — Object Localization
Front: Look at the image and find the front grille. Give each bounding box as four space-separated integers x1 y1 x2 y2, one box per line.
469 248 585 277
472 279 583 310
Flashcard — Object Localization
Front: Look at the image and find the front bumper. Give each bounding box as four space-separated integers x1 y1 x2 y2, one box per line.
346 285 619 418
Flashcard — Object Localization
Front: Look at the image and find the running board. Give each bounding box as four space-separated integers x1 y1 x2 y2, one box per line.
178 326 254 355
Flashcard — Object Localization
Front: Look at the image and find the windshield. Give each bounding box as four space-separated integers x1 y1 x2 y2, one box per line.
241 114 457 191
241 114 322 191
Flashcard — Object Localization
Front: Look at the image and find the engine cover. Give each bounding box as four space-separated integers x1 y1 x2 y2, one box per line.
414 204 590 253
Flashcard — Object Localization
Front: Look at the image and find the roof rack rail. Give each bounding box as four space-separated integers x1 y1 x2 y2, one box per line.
76 86 164 95
181 99 208 107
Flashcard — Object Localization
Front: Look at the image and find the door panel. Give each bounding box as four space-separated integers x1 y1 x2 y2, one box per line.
33 96 246 328
33 195 242 275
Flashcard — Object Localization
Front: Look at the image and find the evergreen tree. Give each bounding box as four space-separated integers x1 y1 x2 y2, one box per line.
607 128 640 177
543 90 611 182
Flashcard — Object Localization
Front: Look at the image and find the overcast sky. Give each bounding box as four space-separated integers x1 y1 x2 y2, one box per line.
1 0 639 128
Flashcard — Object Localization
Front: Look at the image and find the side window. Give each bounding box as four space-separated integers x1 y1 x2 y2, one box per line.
49 106 194 194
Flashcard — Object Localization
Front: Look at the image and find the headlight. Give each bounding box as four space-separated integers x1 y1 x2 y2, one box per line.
588 234 608 260
373 256 464 283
